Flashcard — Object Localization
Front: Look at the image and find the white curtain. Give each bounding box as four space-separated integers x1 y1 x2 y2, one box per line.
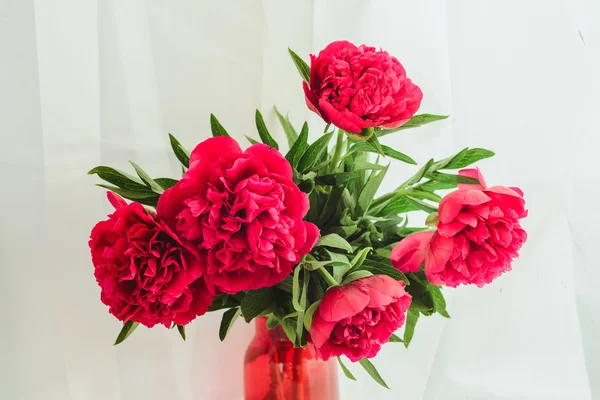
1 1 598 399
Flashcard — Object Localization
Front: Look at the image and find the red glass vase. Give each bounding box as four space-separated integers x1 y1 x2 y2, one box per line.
244 317 339 400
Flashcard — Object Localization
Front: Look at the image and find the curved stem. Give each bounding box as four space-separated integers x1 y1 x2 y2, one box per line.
318 267 338 287
329 130 345 173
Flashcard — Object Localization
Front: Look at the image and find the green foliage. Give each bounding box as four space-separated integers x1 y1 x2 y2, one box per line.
337 357 357 381
255 109 279 150
241 287 274 322
114 321 140 346
210 114 230 137
219 307 241 341
378 114 449 137
359 358 390 389
168 133 190 168
288 48 311 84
274 106 298 147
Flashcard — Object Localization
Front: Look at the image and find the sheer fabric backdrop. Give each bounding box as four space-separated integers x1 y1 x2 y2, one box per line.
1 0 598 399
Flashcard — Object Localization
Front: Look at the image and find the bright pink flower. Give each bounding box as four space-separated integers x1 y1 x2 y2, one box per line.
303 40 423 134
433 169 528 287
390 231 434 273
89 193 212 328
157 137 319 294
310 275 412 362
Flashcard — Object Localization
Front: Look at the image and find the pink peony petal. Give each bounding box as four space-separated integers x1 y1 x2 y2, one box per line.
390 231 434 273
107 191 127 210
189 136 242 165
318 98 367 133
362 275 407 308
425 233 454 274
309 313 337 349
458 168 487 190
318 284 370 322
244 144 293 180
439 189 491 224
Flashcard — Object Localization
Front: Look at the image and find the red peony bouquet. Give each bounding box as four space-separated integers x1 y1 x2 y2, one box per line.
88 40 527 389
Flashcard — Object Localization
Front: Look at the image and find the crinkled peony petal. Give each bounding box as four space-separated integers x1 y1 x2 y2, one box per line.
189 136 242 165
362 275 408 308
309 313 337 349
438 189 491 224
318 284 370 322
244 144 293 180
390 231 434 273
303 81 325 120
296 222 320 258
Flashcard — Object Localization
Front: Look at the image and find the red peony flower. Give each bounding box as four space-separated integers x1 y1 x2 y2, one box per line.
89 192 212 328
310 275 412 362
303 40 423 134
157 136 319 294
390 169 528 287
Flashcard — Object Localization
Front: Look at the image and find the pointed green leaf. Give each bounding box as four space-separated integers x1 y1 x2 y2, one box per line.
341 270 373 285
349 247 372 270
255 109 279 150
315 172 357 186
403 309 420 348
296 269 310 346
359 358 390 389
219 307 242 341
357 164 389 215
316 233 353 253
378 114 449 137
285 121 309 168
303 300 321 331
129 161 164 194
443 148 495 169
389 333 403 343
292 266 303 312
405 197 438 214
241 287 274 322
168 133 190 168
288 48 311 84
298 132 333 173
428 172 479 185
416 180 458 191
245 135 260 145
154 178 178 190
353 162 385 171
96 184 157 200
352 142 416 165
274 106 298 147
210 114 230 137
337 357 357 381
88 166 147 191
176 325 186 341
429 284 450 318
360 259 408 283
366 135 385 156
379 195 420 216
114 321 140 345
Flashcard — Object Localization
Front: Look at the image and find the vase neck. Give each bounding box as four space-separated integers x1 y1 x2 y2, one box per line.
254 317 289 341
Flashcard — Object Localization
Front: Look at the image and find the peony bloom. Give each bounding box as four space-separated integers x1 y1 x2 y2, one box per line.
303 40 422 134
157 136 319 294
390 230 434 273
310 275 412 362
390 169 528 287
89 192 212 328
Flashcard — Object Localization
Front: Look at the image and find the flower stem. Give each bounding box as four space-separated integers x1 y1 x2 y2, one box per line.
318 267 338 287
329 130 345 173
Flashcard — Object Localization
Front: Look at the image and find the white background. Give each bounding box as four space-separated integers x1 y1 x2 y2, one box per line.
1 1 598 399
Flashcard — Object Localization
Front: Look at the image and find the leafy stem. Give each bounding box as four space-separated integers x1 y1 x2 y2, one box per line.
329 130 345 173
318 267 339 287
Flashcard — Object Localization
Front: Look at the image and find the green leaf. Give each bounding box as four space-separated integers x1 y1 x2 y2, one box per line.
266 313 280 329
389 333 403 343
403 309 419 348
129 161 164 194
168 133 190 168
296 269 310 346
88 166 148 191
316 233 353 253
330 253 352 283
288 48 311 84
219 307 242 341
349 247 372 271
154 178 178 190
405 197 438 214
441 148 495 170
360 259 408 283
285 121 309 168
208 295 240 312
337 357 357 381
402 158 434 188
352 142 417 165
359 359 390 389
303 300 321 331
210 114 230 137
379 114 449 137
245 135 260 145
379 195 420 216
366 135 385 156
96 184 157 201
114 321 140 345
357 164 389 216
276 275 293 293
292 266 303 312
353 162 385 171
176 325 186 341
241 288 274 322
315 172 357 186
298 132 333 173
341 270 373 285
274 106 298 147
429 284 450 318
427 172 479 185
416 180 458 191
255 109 279 150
